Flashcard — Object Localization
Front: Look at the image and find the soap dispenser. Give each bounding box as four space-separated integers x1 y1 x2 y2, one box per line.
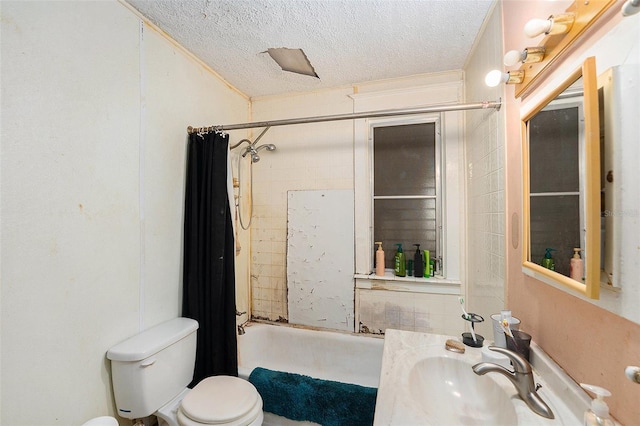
413 244 424 278
570 248 584 281
541 248 556 271
580 383 614 426
394 244 406 277
375 242 385 277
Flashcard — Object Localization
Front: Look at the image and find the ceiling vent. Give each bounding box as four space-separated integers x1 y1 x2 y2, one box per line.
265 48 319 78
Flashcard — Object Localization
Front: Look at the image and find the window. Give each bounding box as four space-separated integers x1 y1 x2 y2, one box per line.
351 81 465 283
528 98 584 277
372 121 442 272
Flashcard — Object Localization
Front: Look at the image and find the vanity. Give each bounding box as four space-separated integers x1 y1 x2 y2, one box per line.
373 329 596 425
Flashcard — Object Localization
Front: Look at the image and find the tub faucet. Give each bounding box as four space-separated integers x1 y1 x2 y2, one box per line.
472 346 554 419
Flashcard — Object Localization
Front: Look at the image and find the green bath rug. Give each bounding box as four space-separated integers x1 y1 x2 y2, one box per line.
248 367 377 426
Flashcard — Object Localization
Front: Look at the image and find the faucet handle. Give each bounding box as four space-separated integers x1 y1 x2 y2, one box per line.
488 346 532 374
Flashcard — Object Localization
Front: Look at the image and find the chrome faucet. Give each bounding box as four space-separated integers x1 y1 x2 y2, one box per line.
472 346 554 419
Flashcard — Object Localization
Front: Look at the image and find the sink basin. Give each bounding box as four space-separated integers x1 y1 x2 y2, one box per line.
408 356 518 425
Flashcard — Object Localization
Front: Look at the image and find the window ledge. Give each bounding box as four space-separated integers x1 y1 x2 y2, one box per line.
355 272 461 295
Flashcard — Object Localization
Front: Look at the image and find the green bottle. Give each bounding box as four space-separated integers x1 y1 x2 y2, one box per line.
394 244 406 277
423 250 430 278
541 248 556 271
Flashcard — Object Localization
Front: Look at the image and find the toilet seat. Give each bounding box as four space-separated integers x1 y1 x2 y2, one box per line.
177 376 263 426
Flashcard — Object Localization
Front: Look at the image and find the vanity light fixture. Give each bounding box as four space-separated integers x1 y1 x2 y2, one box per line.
484 70 525 87
622 0 640 16
504 47 546 67
524 13 575 38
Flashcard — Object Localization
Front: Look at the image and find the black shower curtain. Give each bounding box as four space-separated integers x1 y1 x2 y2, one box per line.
183 130 237 385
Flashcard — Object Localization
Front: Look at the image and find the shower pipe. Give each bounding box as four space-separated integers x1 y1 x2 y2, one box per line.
186 99 502 133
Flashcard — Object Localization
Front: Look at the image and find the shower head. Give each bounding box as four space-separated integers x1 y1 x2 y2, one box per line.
242 143 276 163
249 144 277 163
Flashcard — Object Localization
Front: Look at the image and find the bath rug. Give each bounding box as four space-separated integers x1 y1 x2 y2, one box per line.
248 367 377 426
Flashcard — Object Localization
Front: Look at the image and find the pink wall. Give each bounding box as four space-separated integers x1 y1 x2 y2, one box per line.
502 1 640 424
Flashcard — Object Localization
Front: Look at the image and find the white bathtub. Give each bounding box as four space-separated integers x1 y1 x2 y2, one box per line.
237 322 384 388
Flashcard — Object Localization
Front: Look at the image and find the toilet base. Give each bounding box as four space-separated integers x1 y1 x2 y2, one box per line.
155 388 191 426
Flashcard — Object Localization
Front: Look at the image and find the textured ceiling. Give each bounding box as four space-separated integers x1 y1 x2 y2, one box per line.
128 0 495 98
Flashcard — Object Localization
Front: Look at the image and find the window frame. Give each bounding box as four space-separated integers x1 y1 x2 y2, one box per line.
370 116 443 274
351 80 465 285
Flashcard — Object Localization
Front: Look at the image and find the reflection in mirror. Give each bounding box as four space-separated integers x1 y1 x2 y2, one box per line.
522 57 600 299
529 81 583 278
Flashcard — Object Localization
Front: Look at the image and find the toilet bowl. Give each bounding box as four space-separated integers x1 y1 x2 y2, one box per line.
178 376 263 426
156 376 263 426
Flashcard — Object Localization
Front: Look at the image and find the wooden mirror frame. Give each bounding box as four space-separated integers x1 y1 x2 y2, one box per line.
521 56 600 299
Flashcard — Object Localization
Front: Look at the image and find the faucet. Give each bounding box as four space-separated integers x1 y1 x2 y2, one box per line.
236 309 247 335
472 346 554 419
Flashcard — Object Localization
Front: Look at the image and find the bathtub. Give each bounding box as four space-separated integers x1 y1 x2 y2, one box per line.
237 322 384 388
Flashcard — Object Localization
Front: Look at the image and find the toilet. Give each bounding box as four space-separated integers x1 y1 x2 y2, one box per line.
107 318 263 426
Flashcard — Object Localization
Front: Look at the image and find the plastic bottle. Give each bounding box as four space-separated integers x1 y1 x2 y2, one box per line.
375 242 385 277
541 248 556 271
429 258 435 277
413 244 424 278
570 248 584 281
423 250 430 278
580 384 614 426
394 244 406 277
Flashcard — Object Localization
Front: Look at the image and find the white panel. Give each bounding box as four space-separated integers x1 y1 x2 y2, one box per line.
287 190 355 331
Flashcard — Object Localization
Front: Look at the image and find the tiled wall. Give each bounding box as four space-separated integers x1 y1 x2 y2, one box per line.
248 76 467 326
356 290 463 337
463 2 507 339
249 89 355 321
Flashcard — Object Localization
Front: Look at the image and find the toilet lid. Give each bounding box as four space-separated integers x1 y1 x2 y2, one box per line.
180 376 260 425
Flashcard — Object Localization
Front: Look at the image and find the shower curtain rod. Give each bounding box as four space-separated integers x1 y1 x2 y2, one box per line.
186 99 501 133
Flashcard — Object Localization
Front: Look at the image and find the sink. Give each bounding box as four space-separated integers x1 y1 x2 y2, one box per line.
374 330 583 425
408 356 518 425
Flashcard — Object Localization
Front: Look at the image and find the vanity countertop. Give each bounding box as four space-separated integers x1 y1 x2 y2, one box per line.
373 329 586 426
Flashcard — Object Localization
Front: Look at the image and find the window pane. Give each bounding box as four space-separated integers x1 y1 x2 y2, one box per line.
529 107 580 193
530 194 580 277
374 123 436 196
374 198 437 269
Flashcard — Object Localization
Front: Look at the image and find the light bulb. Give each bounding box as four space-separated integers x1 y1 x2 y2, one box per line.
484 70 525 87
504 50 525 67
524 18 551 38
485 70 507 87
524 14 574 38
504 47 546 66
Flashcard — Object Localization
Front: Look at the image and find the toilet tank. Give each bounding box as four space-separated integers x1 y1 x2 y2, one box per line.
107 318 199 419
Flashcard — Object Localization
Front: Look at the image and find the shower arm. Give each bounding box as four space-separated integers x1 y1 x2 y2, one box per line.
230 126 271 151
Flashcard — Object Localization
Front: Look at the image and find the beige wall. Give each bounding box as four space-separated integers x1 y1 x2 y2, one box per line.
249 72 469 334
0 1 250 424
502 1 640 424
247 88 355 322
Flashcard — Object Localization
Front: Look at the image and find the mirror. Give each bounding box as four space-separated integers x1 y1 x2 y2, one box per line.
522 57 600 299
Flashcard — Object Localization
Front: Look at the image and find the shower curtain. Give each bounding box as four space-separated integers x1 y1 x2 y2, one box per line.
183 130 238 385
